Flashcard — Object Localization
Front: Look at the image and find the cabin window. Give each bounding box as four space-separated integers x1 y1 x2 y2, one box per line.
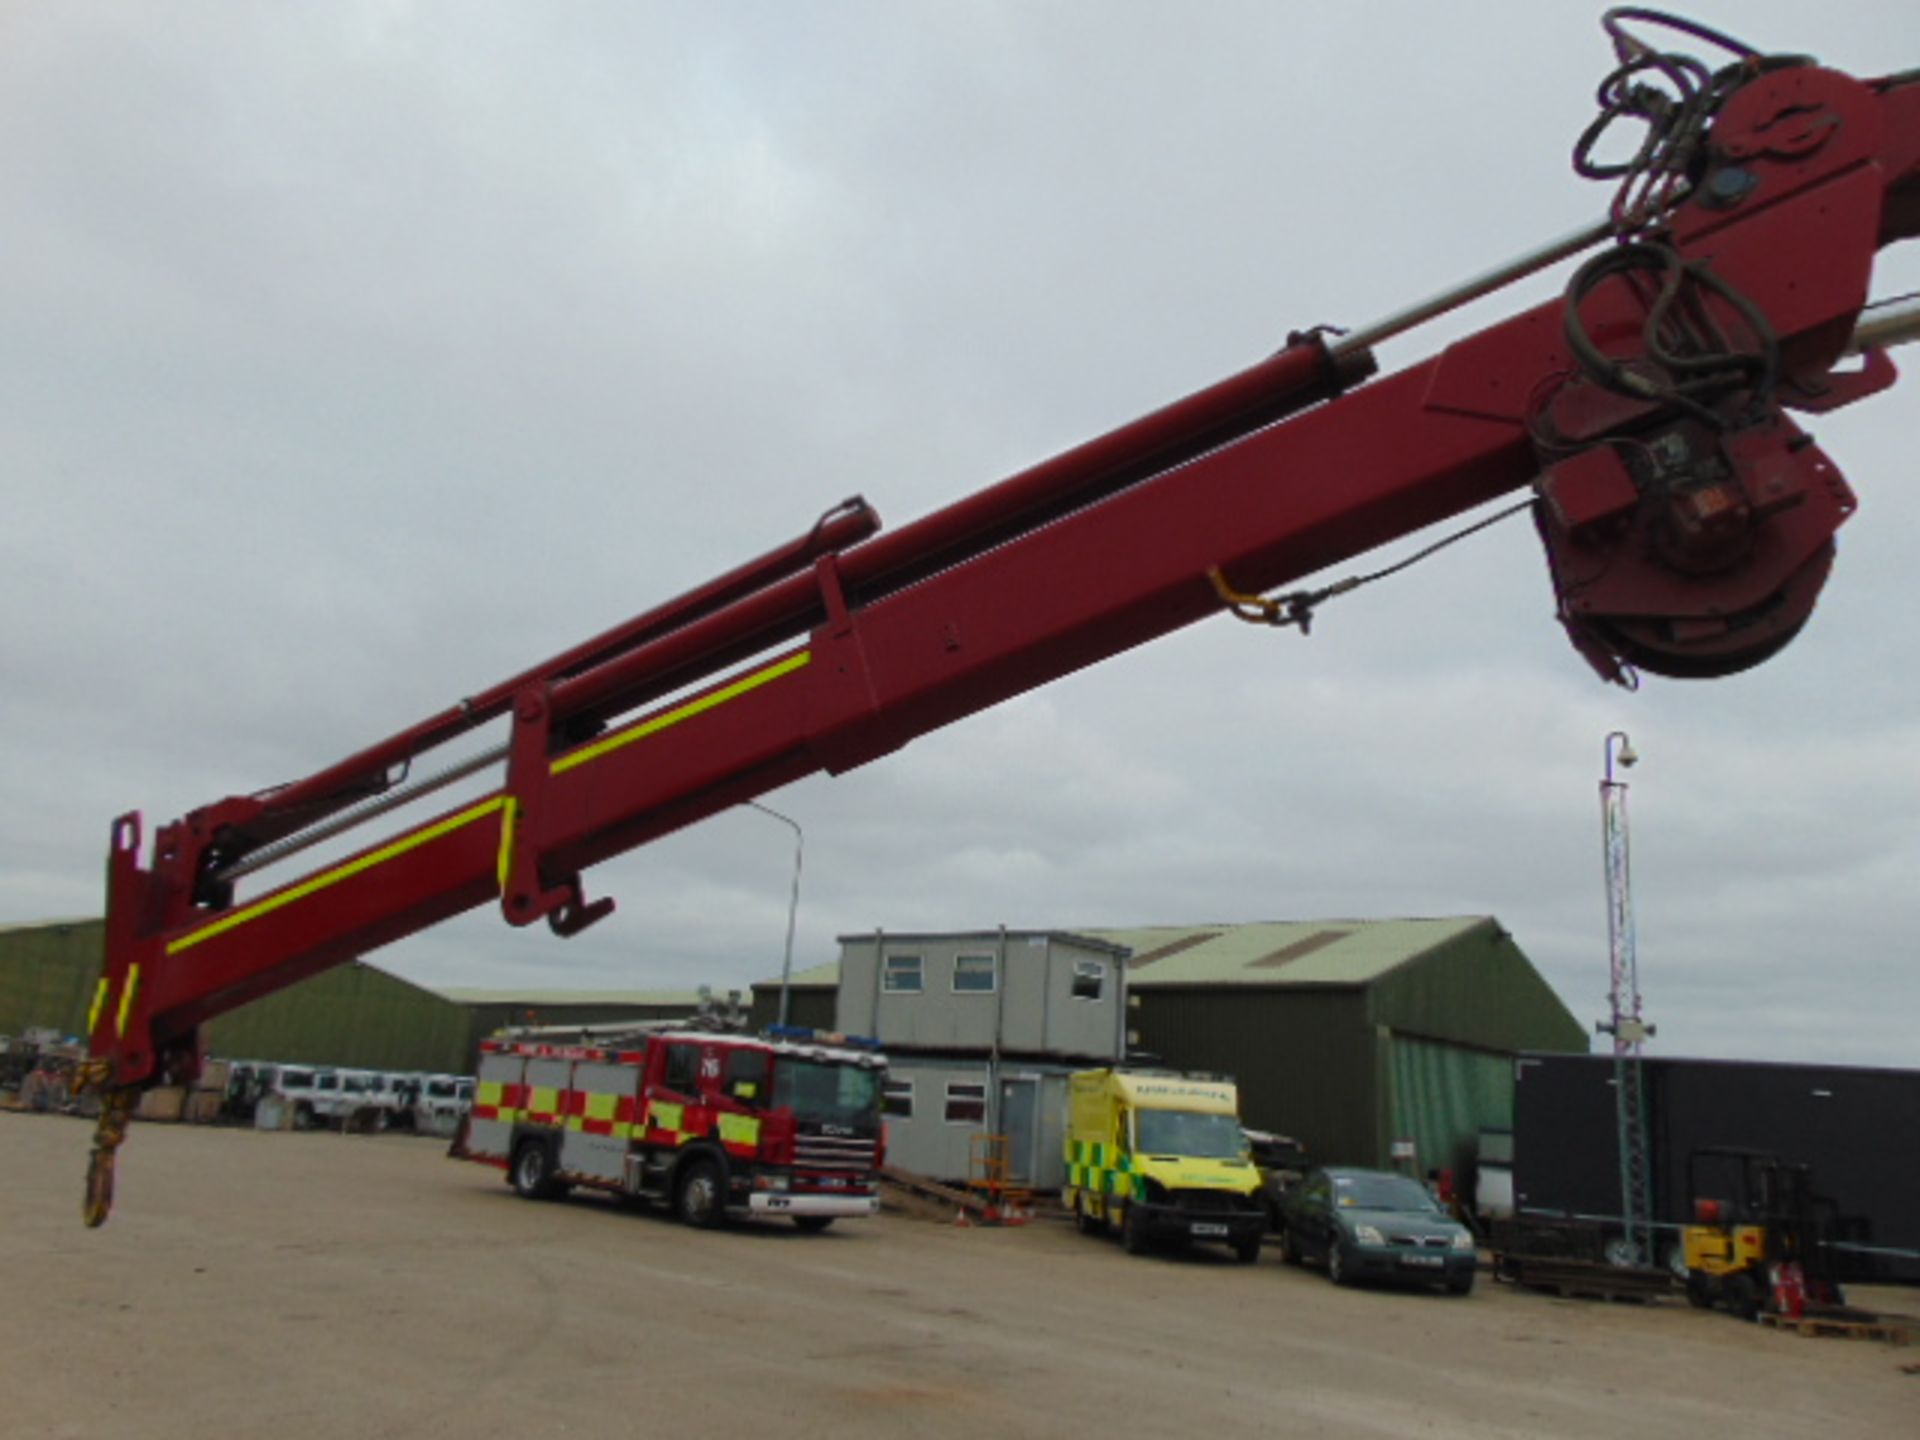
883 1079 914 1119
944 1081 987 1125
1071 959 1107 1001
952 954 996 993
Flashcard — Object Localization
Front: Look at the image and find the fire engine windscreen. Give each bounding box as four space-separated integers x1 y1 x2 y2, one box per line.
1135 1110 1247 1160
770 1060 883 1130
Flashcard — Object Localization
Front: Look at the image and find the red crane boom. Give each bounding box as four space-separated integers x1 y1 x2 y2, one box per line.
79 12 1920 1223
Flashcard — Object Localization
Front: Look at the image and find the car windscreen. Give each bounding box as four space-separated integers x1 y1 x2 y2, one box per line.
769 1060 881 1129
1333 1173 1439 1211
1134 1109 1245 1160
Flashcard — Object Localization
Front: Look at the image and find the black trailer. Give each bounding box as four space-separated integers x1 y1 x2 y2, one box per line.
1508 1053 1920 1284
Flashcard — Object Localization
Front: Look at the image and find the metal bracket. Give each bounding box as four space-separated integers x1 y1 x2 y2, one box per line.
498 684 614 936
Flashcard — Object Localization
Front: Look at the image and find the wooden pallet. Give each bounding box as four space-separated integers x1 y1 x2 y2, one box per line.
1494 1255 1675 1303
1759 1311 1913 1345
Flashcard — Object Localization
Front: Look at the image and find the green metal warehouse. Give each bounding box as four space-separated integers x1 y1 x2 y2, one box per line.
1089 917 1588 1177
0 918 698 1077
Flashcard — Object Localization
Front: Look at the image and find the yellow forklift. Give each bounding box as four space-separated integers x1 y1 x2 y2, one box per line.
1682 1147 1845 1322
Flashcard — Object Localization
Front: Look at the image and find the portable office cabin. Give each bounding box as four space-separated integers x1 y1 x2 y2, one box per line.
832 930 1130 1188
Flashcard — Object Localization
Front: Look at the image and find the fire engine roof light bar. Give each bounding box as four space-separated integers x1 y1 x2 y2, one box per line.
1329 218 1616 360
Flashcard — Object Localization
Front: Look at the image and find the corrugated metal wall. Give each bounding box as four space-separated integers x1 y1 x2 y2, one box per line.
0 920 101 1039
3 920 468 1074
1384 1034 1518 1178
208 963 475 1074
747 984 836 1032
1132 924 1587 1171
1131 987 1379 1166
1369 921 1589 1052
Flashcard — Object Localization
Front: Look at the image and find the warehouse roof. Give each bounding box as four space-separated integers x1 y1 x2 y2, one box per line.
768 917 1496 990
429 986 707 1006
1083 917 1492 987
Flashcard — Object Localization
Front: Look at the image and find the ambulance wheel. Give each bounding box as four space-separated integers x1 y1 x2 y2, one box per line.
1233 1235 1262 1265
793 1216 835 1233
511 1140 562 1200
1075 1197 1108 1236
675 1157 726 1229
1121 1203 1151 1255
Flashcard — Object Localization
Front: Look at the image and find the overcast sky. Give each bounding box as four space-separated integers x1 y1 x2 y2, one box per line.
3 3 1917 1070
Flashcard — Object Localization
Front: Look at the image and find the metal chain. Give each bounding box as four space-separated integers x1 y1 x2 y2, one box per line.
76 1060 137 1228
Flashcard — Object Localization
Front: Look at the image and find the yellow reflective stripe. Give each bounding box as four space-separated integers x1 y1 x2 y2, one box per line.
565 1116 586 1132
166 797 507 956
551 651 811 777
717 1112 760 1147
585 1093 619 1122
527 1087 560 1117
495 1108 523 1124
115 965 141 1038
476 1082 504 1105
495 796 519 892
647 1100 684 1133
87 978 110 1037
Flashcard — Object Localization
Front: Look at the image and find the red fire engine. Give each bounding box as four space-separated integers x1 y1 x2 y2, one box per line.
457 1027 888 1230
77 11 1920 1223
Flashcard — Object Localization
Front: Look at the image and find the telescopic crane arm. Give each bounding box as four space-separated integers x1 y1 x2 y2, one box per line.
79 11 1920 1222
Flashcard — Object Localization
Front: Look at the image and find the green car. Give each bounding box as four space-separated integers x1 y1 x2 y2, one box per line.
1278 1166 1477 1294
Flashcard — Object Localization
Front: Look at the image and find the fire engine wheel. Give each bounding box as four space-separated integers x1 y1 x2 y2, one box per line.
792 1216 835 1234
511 1140 562 1201
674 1157 726 1229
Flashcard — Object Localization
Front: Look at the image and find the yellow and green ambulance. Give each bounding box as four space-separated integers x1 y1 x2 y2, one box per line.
1063 1068 1266 1261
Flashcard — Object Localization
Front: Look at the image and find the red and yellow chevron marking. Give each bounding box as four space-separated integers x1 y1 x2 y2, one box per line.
523 1085 562 1127
565 1090 622 1136
716 1110 762 1157
471 1081 526 1124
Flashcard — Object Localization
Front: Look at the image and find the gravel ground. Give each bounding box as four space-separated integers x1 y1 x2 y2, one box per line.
3 1112 1914 1440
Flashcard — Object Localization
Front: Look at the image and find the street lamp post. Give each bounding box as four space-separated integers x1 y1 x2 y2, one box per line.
1598 730 1656 1268
747 801 804 1028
